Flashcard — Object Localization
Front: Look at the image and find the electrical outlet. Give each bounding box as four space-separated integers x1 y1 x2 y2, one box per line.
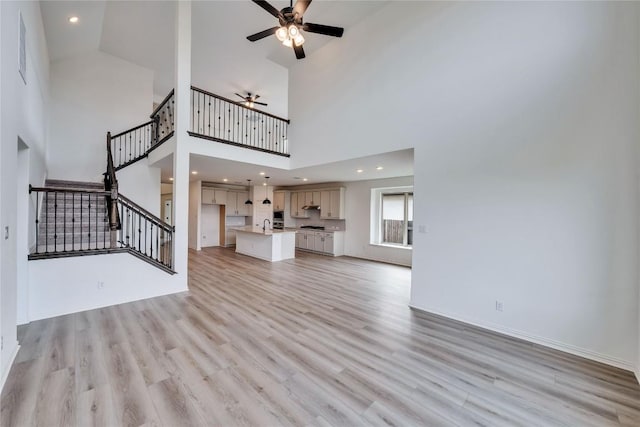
495 300 504 312
1 336 3 350
97 281 105 290
4 226 8 240
418 225 426 233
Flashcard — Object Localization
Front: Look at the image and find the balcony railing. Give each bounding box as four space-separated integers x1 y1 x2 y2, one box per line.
189 86 290 157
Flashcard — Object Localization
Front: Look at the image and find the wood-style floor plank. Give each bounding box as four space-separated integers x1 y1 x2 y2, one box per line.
2 247 639 426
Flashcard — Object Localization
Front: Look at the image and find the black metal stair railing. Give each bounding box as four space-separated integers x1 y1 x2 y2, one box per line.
28 186 113 256
28 186 175 273
109 89 175 170
189 86 290 157
117 193 174 270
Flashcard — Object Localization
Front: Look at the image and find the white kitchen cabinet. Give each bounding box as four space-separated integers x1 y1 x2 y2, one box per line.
273 191 286 211
296 230 308 249
226 191 238 214
202 188 214 204
320 189 345 219
202 188 228 205
236 191 250 216
295 230 344 256
313 232 324 252
305 191 321 206
290 192 309 218
223 191 250 216
226 228 237 246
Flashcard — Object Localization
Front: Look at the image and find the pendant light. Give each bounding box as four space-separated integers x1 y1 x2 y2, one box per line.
244 179 253 205
262 176 271 205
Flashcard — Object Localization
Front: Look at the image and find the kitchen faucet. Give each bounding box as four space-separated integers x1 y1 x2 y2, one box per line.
263 218 271 231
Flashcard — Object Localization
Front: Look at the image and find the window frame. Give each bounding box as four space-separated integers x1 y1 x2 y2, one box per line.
370 186 414 249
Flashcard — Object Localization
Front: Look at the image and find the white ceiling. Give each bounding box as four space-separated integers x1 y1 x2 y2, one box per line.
41 1 387 96
154 148 414 186
41 0 106 61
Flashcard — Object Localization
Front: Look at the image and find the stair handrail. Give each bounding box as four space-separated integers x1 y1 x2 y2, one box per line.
117 191 174 269
117 193 174 233
150 89 175 119
29 185 110 195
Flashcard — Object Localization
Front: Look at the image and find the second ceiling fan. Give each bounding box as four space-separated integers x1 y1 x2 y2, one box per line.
247 0 344 60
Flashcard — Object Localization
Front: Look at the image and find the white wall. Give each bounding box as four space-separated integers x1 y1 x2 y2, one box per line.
28 253 185 321
343 177 413 267
48 50 154 182
289 2 640 369
0 0 50 389
117 161 161 217
191 1 289 120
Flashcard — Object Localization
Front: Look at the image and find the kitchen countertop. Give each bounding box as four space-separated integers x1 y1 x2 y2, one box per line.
233 226 296 236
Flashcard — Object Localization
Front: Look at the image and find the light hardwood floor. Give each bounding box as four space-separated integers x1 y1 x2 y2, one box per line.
2 247 640 426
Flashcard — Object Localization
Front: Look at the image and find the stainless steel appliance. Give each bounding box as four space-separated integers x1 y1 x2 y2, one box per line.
273 211 284 229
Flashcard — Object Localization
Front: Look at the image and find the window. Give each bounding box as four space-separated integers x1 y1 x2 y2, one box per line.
371 187 413 248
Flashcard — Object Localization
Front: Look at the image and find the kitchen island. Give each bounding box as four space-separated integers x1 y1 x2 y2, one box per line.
233 226 296 262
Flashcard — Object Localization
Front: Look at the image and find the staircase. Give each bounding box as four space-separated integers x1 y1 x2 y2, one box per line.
28 91 176 274
33 180 111 253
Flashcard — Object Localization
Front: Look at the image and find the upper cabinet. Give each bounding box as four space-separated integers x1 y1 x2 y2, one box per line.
273 191 286 212
226 191 250 216
202 187 250 216
202 188 228 205
305 191 321 206
290 192 309 218
236 191 250 216
320 189 345 219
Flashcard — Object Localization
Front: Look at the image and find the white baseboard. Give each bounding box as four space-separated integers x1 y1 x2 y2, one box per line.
410 304 635 372
0 342 20 394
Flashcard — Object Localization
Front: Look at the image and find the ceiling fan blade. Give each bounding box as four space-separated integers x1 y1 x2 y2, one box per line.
293 43 305 60
254 101 268 106
254 94 261 100
251 0 281 19
293 0 312 17
235 93 245 99
247 27 280 42
302 22 344 37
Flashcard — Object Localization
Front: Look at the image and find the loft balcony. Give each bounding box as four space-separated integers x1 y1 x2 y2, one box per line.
188 86 290 157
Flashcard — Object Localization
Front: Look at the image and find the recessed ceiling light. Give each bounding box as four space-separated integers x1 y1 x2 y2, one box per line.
168 177 174 181
376 166 384 170
356 169 364 173
259 172 266 175
263 182 267 186
302 178 308 181
223 178 228 182
191 171 198 175
68 16 79 23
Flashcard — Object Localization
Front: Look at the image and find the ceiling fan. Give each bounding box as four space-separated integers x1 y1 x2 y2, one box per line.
246 0 344 60
235 93 267 108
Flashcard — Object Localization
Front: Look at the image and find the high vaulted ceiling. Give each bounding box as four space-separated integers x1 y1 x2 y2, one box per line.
41 0 387 97
40 1 412 186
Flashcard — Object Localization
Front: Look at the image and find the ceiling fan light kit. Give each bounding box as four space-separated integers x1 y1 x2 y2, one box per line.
235 92 267 109
247 0 344 60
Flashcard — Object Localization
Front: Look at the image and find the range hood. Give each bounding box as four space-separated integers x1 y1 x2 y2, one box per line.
301 204 319 210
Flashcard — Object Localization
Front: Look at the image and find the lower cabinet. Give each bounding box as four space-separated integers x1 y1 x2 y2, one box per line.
225 228 237 246
295 230 343 256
